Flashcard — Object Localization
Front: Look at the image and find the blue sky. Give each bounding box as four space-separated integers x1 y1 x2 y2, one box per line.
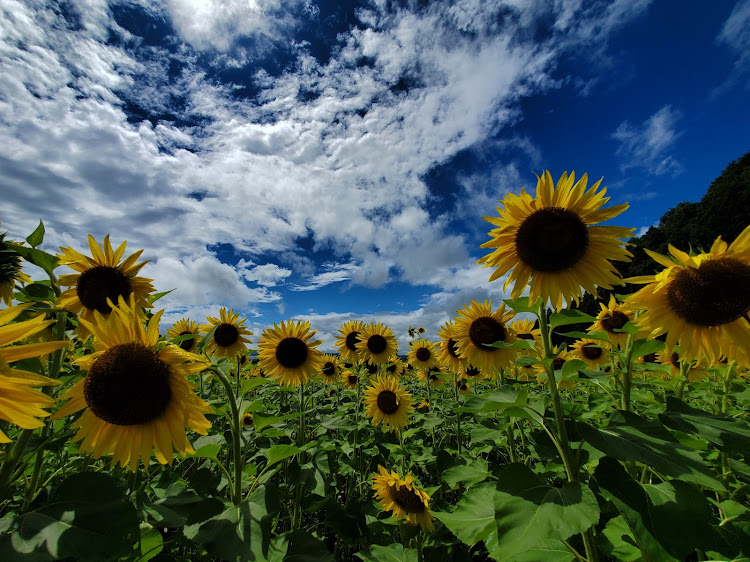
2 0 749 352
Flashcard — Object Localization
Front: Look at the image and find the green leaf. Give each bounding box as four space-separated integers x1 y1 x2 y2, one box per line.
441 458 490 490
504 540 575 562
147 289 174 304
13 245 59 276
434 483 496 546
631 338 665 359
135 523 164 562
253 412 304 432
601 516 642 562
579 410 724 490
561 359 587 379
486 339 536 351
356 543 419 562
270 530 334 561
614 321 639 336
190 443 222 460
456 387 528 413
264 444 302 467
25 221 45 248
549 309 596 331
558 330 611 344
22 283 54 300
503 297 542 315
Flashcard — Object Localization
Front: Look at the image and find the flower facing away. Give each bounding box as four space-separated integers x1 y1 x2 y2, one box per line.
570 339 608 369
372 466 435 531
408 338 439 371
57 235 155 339
335 320 365 363
356 322 398 365
588 294 634 348
478 171 633 310
319 354 341 384
200 308 253 359
49 295 212 471
0 303 69 442
452 300 517 374
436 321 465 374
626 227 750 366
363 375 413 432
257 321 324 386
0 230 31 305
167 318 201 353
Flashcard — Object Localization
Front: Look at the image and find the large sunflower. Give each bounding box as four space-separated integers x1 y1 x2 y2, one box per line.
626 227 750 366
452 300 517 374
257 320 324 386
356 322 398 365
0 230 31 305
335 320 365 363
57 235 154 339
167 318 201 353
588 294 634 348
408 338 439 371
200 308 253 359
363 375 413 432
49 295 212 471
372 466 435 531
478 171 634 310
436 321 465 373
0 303 68 442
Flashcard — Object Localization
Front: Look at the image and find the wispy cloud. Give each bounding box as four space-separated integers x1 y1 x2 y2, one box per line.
715 0 750 92
612 105 683 176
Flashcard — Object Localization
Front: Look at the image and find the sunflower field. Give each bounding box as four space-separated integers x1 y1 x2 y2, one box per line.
1 171 750 562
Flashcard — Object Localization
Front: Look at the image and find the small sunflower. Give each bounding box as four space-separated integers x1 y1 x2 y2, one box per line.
363 375 413 432
319 354 341 384
362 361 379 376
241 413 254 427
57 235 155 339
167 318 201 353
452 300 517 374
200 308 253 359
588 294 634 348
383 355 404 377
457 379 471 395
656 349 705 382
436 321 465 373
570 339 608 369
478 170 633 310
0 230 31 305
536 347 575 390
372 466 435 531
341 370 359 389
257 321 324 387
408 338 439 371
0 303 68 442
357 322 398 365
419 365 445 387
49 295 212 471
627 227 750 366
335 320 365 363
510 318 541 346
462 364 484 379
417 399 430 412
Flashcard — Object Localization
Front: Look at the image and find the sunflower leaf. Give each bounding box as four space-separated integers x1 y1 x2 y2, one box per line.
486 339 536 351
503 297 543 314
264 444 303 467
549 310 596 331
148 289 174 304
558 330 611 344
25 221 45 248
632 338 665 359
356 543 419 562
13 245 59 276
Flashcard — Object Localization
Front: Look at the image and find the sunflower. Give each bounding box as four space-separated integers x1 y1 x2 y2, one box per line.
478 170 634 310
436 321 465 373
57 235 155 339
569 339 608 369
0 303 69 442
626 227 750 366
0 230 31 305
357 322 398 365
341 370 359 389
335 320 365 363
257 321 323 387
588 294 634 348
536 347 575 390
241 413 254 427
319 354 341 384
419 365 445 387
510 318 541 346
656 349 705 382
417 399 430 412
167 318 201 353
200 308 253 359
452 300 517 374
383 355 404 377
372 466 435 531
49 295 212 471
457 379 471 395
363 375 413 432
408 338 439 371
462 364 484 379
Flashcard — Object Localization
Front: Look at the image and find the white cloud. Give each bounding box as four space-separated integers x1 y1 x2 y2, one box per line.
715 0 750 91
612 105 683 176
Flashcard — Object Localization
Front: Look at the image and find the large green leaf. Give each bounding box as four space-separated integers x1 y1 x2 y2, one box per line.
441 457 490 490
503 297 542 314
356 543 419 562
549 309 596 331
269 530 334 561
579 410 723 490
659 397 750 457
456 387 528 413
13 245 59 276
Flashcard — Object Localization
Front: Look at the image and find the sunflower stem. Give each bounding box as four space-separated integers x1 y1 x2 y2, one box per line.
209 367 243 505
620 324 636 412
676 361 690 401
0 428 34 490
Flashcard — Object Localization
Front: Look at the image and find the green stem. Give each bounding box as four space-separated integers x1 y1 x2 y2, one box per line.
506 418 517 463
209 367 243 505
676 361 690 401
620 324 636 412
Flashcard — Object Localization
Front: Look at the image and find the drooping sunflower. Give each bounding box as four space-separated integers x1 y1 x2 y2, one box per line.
626 227 750 366
372 466 435 531
319 354 341 384
57 235 155 339
363 375 413 432
0 230 31 305
357 322 398 365
408 338 439 371
436 321 465 374
588 294 634 348
49 295 212 471
200 308 253 359
0 303 69 442
335 320 365 363
257 320 324 387
341 369 359 389
569 339 608 369
167 318 201 353
452 300 517 374
478 171 634 310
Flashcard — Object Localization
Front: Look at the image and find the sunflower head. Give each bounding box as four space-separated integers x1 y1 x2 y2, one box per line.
510 318 541 346
436 321 465 373
363 375 413 432
417 398 430 412
200 308 253 359
319 354 341 383
341 369 359 389
452 300 517 374
463 364 483 379
457 379 470 395
478 171 634 310
535 347 575 390
408 338 439 370
241 413 254 427
357 322 398 365
257 320 324 387
420 365 445 387
0 232 32 305
383 355 404 377
372 466 435 531
570 338 608 369
335 320 365 363
167 318 201 353
589 294 634 348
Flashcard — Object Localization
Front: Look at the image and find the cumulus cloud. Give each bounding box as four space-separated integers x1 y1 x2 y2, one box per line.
612 105 683 176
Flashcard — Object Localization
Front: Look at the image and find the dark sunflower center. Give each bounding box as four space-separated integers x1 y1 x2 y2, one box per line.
214 323 239 347
466 366 481 377
241 414 253 427
322 361 336 377
178 331 195 351
642 353 657 363
517 333 535 340
348 375 358 385
415 347 431 362
602 311 630 333
76 265 132 314
376 390 399 414
581 344 603 360
670 352 680 368
666 258 750 326
469 317 506 350
447 338 460 358
387 485 426 513
275 337 308 368
84 342 172 425
345 331 360 352
515 207 589 271
552 357 566 370
386 363 397 373
366 362 378 374
367 334 388 355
